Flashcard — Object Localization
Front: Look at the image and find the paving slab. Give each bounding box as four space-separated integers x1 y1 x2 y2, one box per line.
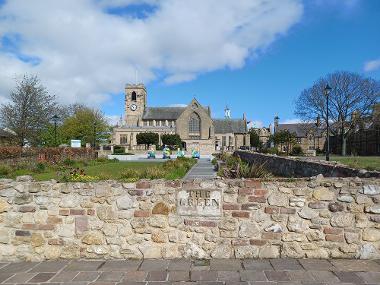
0 262 39 273
239 270 267 282
298 259 335 271
101 260 141 271
168 259 191 271
270 259 303 271
184 159 216 180
73 271 99 282
2 259 380 285
330 259 380 272
3 273 37 283
29 261 69 273
242 260 273 271
139 260 169 271
64 261 104 272
28 272 56 283
210 259 242 271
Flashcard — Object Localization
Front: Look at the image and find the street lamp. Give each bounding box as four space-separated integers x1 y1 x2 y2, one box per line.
93 121 97 148
51 114 59 147
324 84 332 161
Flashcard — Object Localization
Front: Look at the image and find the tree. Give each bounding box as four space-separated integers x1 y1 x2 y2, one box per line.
0 74 57 146
161 134 182 148
58 106 110 146
270 130 296 155
249 129 261 149
136 132 159 149
295 71 380 155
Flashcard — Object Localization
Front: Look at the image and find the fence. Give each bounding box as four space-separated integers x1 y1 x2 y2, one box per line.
330 128 380 156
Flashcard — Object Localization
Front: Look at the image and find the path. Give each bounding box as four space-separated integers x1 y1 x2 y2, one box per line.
1 259 380 284
184 158 216 180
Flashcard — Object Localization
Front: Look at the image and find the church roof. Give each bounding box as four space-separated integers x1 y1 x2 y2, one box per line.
277 123 323 137
214 119 247 134
142 107 186 120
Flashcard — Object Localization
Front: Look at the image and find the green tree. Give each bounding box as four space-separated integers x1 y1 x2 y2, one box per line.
249 129 261 148
59 106 110 147
295 71 380 155
136 132 159 149
161 134 182 148
270 130 296 155
0 74 57 146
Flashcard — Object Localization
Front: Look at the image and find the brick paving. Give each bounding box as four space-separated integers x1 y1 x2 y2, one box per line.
0 259 380 285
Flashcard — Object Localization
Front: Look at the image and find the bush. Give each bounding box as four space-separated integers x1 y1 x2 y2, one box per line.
264 147 278 155
63 158 75 166
291 145 304 156
34 162 47 173
113 145 125 154
0 165 11 177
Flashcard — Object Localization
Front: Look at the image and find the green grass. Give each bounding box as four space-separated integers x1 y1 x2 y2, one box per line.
0 158 196 181
330 156 380 171
33 161 164 181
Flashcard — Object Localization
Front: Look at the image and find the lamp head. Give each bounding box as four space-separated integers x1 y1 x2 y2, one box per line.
324 84 332 96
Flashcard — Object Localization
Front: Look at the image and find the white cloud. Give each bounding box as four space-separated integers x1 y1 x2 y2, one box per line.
105 114 122 126
168 103 187 107
247 120 264 128
364 58 380 72
282 118 302 124
0 0 303 106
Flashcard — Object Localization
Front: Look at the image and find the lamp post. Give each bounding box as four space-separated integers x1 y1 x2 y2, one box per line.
93 121 97 148
51 115 59 147
324 84 332 161
315 115 320 150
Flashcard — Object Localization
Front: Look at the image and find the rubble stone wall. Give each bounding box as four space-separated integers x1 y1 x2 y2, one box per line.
1 176 380 261
235 151 380 178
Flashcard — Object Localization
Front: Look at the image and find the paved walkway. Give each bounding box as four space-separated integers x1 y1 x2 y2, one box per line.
1 259 380 285
184 159 216 180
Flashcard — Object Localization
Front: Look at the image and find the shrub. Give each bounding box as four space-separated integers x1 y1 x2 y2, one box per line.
264 147 278 155
0 165 11 177
34 162 47 173
113 145 125 154
62 158 75 166
291 145 304 156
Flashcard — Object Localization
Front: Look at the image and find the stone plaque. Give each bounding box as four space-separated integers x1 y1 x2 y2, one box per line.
177 189 222 217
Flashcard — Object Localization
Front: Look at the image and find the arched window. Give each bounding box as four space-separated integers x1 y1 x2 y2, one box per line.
131 91 137 101
189 112 201 139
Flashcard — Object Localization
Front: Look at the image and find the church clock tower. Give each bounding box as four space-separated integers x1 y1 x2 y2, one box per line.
125 83 146 127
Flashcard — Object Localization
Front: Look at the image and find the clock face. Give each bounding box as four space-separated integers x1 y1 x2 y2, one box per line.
130 104 137 111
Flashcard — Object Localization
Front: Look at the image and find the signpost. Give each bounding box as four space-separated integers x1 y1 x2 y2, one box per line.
70 139 81 148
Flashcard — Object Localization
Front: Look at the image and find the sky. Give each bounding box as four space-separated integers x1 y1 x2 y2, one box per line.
0 0 379 127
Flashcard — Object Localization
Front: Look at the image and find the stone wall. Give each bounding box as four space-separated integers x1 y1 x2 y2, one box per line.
1 176 380 261
235 151 380 178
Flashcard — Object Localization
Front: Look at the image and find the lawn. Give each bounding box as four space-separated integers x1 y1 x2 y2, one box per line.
33 161 164 181
329 156 380 171
0 158 197 181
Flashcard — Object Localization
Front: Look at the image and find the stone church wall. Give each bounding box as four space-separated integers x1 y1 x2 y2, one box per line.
1 176 380 261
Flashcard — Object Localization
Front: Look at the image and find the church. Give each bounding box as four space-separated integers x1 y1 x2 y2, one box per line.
112 83 250 154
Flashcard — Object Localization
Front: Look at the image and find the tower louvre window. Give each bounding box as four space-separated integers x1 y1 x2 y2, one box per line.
131 91 137 101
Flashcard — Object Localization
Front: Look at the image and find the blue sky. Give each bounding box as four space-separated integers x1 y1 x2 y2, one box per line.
0 0 379 127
